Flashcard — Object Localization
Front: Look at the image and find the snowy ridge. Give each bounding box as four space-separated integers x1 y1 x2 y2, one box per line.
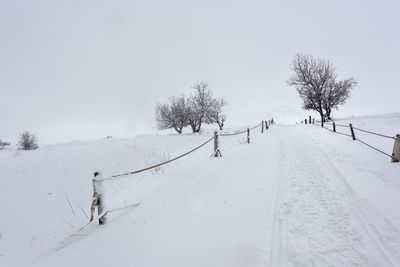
1 114 400 267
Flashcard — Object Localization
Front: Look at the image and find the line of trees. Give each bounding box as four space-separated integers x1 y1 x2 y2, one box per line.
156 81 226 134
288 54 357 122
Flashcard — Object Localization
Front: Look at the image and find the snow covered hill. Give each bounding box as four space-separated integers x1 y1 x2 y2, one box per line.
1 113 400 267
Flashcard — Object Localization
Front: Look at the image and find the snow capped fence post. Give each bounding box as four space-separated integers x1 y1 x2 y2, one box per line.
247 128 250 144
262 121 264 133
392 134 400 163
213 131 222 157
333 122 336 132
349 124 356 140
312 118 315 124
305 119 307 124
266 120 269 130
309 116 311 124
89 172 106 225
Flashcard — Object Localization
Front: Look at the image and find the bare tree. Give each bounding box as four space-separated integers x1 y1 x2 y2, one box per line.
155 81 227 134
288 54 356 124
323 78 357 120
155 96 189 134
288 54 335 124
187 81 214 133
18 131 38 150
207 98 227 130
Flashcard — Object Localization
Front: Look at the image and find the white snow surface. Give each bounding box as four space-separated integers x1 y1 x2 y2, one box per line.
1 114 400 267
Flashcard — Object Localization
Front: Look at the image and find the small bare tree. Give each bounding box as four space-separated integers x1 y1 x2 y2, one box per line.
207 98 227 130
323 78 357 120
155 96 188 134
187 81 214 133
18 131 38 150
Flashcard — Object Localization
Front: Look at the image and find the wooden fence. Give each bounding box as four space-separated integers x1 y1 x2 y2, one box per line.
300 117 400 163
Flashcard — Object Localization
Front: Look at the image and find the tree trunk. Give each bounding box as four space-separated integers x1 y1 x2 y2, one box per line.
190 123 196 133
320 112 324 127
195 121 202 133
326 107 332 121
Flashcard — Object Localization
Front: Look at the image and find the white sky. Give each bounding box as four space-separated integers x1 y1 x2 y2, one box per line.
1 0 399 144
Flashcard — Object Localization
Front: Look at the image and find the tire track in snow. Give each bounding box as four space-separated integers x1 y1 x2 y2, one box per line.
268 133 289 267
300 132 396 266
266 126 395 266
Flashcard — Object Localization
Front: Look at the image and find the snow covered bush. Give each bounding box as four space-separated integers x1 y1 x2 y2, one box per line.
18 131 39 150
0 140 11 150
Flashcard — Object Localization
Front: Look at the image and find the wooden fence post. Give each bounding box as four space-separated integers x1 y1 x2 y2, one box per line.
247 128 250 144
305 119 307 125
89 172 106 225
262 121 264 133
333 122 336 132
349 124 356 140
312 118 315 124
213 131 222 157
309 116 311 124
392 134 400 162
321 119 324 128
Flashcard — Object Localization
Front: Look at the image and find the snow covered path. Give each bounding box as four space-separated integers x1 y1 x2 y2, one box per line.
267 126 399 266
3 123 400 267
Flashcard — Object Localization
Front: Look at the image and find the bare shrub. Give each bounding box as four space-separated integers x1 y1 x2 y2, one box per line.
18 131 38 150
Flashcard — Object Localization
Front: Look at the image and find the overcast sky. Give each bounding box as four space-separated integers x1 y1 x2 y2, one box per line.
1 0 399 144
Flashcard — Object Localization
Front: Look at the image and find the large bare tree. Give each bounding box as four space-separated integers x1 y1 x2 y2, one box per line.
155 96 188 134
288 53 356 123
288 54 335 125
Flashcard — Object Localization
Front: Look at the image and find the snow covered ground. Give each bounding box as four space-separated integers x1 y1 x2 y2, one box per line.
1 113 400 266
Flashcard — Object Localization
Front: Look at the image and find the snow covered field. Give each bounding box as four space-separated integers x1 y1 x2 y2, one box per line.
1 113 400 266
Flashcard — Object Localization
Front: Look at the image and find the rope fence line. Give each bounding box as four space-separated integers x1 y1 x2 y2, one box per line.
103 136 215 181
352 126 396 140
355 138 393 158
250 122 263 131
219 129 248 137
89 118 275 225
303 116 400 163
219 122 263 137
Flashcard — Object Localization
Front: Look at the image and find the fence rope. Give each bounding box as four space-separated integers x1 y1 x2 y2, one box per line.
220 122 262 137
353 127 396 140
309 117 395 159
99 136 215 181
250 122 263 130
355 138 394 158
99 122 265 181
219 129 248 137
